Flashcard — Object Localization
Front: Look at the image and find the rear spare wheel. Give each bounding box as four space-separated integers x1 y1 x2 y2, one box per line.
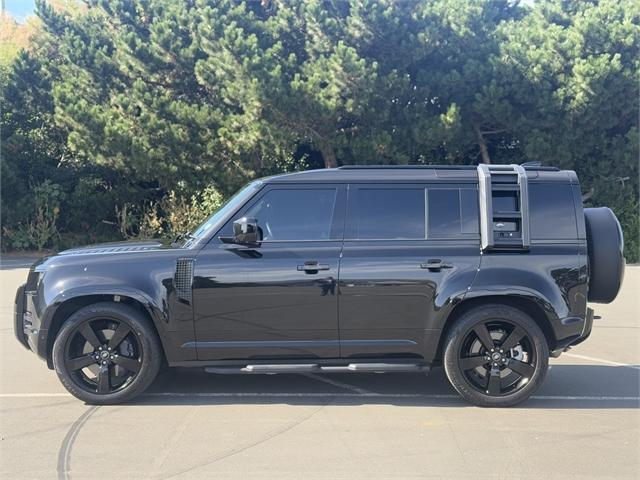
584 207 625 303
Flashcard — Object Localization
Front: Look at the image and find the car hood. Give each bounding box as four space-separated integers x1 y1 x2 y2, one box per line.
26 239 182 294
57 240 171 257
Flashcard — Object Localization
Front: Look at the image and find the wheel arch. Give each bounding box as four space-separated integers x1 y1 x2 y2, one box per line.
45 294 166 369
435 295 556 362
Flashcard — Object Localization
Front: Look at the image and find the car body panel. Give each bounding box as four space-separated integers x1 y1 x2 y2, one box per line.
338 240 480 360
22 242 196 364
468 243 588 350
192 241 342 360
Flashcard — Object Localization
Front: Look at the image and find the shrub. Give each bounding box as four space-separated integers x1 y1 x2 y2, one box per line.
2 225 32 250
108 185 225 241
2 180 62 250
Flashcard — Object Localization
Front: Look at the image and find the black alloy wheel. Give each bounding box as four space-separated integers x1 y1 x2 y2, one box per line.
458 320 536 396
53 302 162 404
443 304 549 407
64 318 142 395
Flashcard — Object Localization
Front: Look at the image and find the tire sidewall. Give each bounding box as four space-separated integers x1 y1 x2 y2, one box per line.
443 305 549 407
52 302 162 405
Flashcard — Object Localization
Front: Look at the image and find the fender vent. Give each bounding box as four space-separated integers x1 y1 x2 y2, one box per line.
174 258 194 304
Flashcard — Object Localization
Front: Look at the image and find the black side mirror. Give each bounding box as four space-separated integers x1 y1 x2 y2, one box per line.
232 217 261 245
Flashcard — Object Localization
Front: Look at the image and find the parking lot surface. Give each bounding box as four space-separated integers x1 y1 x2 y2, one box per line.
1 263 638 479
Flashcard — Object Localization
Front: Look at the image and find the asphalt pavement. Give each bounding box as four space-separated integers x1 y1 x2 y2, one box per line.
1 263 638 479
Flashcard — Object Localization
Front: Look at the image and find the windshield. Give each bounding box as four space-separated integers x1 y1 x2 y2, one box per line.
184 181 263 246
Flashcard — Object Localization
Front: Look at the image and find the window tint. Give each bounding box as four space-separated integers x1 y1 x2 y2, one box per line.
530 184 577 239
428 189 479 238
351 188 425 239
245 189 337 241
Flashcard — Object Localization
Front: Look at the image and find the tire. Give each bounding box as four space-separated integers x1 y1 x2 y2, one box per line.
52 302 162 405
584 207 625 303
443 304 549 407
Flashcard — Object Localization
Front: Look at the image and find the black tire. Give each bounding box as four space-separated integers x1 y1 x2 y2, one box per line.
443 304 549 407
52 302 162 405
584 207 625 303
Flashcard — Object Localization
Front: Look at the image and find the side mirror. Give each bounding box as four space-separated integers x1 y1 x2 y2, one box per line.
232 217 261 245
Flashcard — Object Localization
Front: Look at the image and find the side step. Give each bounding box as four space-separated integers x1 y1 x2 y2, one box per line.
204 363 429 375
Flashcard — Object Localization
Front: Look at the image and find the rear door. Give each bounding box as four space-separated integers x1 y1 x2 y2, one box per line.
338 183 481 359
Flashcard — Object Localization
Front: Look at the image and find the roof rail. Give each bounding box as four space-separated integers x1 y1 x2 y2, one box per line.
338 164 559 171
338 165 477 170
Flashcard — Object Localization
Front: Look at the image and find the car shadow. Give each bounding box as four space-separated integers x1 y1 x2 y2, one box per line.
134 364 640 409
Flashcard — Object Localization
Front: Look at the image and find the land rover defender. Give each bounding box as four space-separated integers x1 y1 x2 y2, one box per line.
14 164 625 406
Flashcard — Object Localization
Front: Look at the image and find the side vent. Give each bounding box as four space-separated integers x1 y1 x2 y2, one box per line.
477 164 530 251
174 258 194 304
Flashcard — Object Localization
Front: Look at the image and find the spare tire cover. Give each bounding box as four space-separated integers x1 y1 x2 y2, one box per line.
584 207 625 303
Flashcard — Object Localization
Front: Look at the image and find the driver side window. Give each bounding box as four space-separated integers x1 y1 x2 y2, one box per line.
243 188 338 241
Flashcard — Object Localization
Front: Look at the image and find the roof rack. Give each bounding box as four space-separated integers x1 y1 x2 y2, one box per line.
339 165 476 170
339 164 559 171
477 164 531 251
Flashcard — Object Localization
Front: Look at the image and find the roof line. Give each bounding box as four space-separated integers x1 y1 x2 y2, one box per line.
338 165 559 172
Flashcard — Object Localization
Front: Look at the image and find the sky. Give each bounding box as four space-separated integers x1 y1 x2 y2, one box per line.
5 0 36 23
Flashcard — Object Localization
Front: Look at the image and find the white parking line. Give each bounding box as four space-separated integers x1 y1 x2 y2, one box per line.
0 393 71 397
563 353 640 370
1 392 638 401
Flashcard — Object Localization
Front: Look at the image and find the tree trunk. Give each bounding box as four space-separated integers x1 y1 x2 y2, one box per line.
473 123 491 164
318 141 338 169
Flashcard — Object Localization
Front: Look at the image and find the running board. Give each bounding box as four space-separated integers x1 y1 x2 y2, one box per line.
204 363 429 374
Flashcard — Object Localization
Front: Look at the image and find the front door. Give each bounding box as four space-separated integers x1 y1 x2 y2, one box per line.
192 184 346 361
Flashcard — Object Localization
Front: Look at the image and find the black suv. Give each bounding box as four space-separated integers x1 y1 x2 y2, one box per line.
15 165 625 406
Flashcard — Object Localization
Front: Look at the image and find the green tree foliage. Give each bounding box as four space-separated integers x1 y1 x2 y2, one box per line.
495 0 639 258
1 0 638 260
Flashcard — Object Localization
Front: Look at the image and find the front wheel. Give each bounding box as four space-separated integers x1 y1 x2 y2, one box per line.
52 302 162 404
443 304 549 407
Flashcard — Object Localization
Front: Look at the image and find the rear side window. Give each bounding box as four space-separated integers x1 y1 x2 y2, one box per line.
428 188 479 238
349 188 425 239
244 188 338 241
529 184 577 239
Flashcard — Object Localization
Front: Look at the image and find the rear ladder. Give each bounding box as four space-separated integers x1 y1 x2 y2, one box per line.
477 164 530 251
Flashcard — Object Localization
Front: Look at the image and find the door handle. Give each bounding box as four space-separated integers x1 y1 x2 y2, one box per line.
297 261 330 273
420 259 454 271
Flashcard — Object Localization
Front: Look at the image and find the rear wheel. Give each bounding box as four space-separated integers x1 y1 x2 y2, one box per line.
52 302 162 404
443 304 549 407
